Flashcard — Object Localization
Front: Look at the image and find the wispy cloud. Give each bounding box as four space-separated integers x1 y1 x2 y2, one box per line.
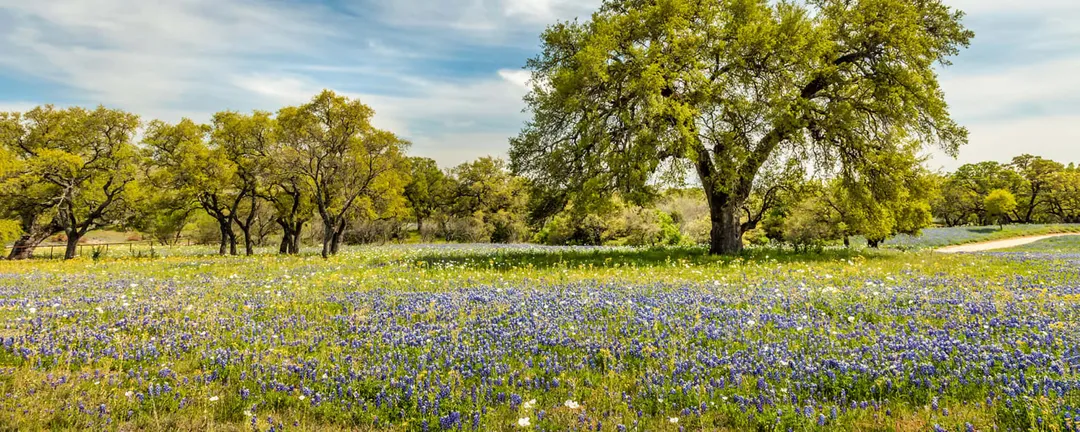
0 0 336 114
0 0 1076 169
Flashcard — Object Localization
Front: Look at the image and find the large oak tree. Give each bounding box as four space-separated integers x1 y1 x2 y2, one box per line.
511 0 972 254
1 106 142 259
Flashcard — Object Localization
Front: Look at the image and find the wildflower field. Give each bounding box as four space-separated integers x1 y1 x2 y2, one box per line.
1 245 1079 431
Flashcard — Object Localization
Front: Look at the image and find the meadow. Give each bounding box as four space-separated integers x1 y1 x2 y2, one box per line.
1 244 1079 431
882 224 1080 250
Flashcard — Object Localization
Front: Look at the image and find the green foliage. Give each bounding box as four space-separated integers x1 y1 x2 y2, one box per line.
0 219 22 245
782 197 838 252
277 90 410 257
1046 167 1080 223
0 105 143 258
535 198 685 247
984 189 1017 229
936 160 1029 226
437 157 531 244
512 0 972 253
403 157 450 229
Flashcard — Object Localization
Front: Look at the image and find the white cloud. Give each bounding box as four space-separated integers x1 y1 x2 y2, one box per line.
945 0 1080 14
929 115 1080 169
940 58 1080 121
0 0 330 113
234 69 531 161
497 69 533 90
370 0 597 40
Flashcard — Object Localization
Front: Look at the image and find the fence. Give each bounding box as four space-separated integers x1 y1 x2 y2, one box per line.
5 240 159 260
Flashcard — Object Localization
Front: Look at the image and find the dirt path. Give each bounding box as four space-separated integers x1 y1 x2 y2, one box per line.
936 233 1080 253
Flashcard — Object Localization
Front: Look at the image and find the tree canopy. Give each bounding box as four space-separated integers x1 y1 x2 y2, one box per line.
511 0 973 254
0 106 142 259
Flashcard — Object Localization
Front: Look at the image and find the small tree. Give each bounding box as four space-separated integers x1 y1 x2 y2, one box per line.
403 157 450 234
782 197 838 253
984 189 1017 230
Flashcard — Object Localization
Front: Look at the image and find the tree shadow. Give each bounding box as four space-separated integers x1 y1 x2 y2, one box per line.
405 245 889 270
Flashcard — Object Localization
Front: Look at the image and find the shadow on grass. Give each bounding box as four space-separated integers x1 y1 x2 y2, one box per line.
406 245 888 270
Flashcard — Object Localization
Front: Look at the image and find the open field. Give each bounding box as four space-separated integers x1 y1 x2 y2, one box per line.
937 234 1080 254
882 224 1080 250
1 245 1079 431
1000 236 1080 254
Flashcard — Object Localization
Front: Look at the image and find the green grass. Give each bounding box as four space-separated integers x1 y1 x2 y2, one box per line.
998 234 1080 253
882 223 1080 249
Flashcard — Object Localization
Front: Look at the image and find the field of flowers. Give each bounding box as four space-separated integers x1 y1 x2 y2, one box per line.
1 245 1079 431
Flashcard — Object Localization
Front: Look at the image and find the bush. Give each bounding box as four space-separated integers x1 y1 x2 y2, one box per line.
782 198 837 252
442 214 491 243
190 215 222 245
488 210 529 244
743 228 770 247
345 220 406 244
537 205 684 247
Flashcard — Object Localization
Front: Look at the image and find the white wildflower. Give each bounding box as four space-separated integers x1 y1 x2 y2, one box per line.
517 417 531 427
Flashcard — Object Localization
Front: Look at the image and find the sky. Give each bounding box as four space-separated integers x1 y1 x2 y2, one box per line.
0 0 1077 171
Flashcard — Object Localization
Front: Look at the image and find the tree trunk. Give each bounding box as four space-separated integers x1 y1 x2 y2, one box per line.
64 231 82 260
241 225 254 256
8 232 50 260
279 230 292 254
321 226 332 258
7 238 33 260
218 221 229 256
291 222 303 254
228 229 238 256
330 227 344 255
7 217 62 260
708 200 744 255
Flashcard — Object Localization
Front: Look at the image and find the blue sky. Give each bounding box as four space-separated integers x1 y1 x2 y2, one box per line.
0 0 1077 170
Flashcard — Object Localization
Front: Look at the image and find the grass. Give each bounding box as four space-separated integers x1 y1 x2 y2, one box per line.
998 234 1080 253
882 223 1080 249
0 245 1078 431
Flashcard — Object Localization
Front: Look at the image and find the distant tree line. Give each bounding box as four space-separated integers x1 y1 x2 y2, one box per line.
933 155 1080 226
1 92 1074 260
0 91 528 260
